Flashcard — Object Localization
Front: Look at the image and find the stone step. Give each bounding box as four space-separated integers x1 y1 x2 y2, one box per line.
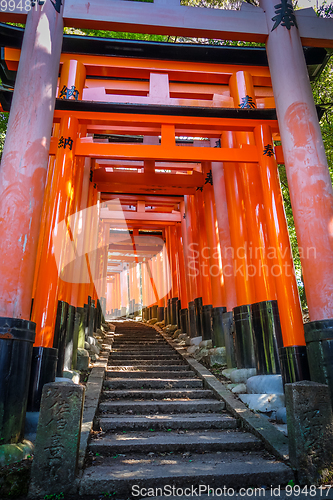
104 378 204 389
99 399 225 414
80 452 293 497
113 334 163 337
112 347 174 352
102 389 214 400
113 339 163 343
107 365 190 372
97 413 238 431
88 430 262 455
106 370 195 379
109 359 185 365
110 354 180 359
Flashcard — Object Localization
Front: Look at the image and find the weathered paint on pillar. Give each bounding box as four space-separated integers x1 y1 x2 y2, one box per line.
0 1 64 319
176 223 188 307
210 149 237 312
230 71 277 304
221 131 255 307
75 158 95 308
32 154 56 302
184 195 200 301
180 200 193 303
32 114 79 347
202 164 226 308
169 225 179 299
260 0 333 321
254 124 305 346
194 189 213 305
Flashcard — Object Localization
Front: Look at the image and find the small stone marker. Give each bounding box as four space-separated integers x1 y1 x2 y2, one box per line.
28 382 85 498
285 380 333 484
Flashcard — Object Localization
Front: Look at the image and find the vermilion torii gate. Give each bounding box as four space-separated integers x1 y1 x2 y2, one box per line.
0 0 333 445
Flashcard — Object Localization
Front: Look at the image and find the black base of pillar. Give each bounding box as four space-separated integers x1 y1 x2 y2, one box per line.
152 304 158 319
188 301 198 338
233 304 256 369
252 300 283 375
305 319 333 404
157 307 164 322
64 305 76 372
194 297 203 338
27 346 58 412
73 306 85 360
0 317 36 444
279 345 310 386
212 307 227 347
53 301 69 377
202 304 213 341
171 297 178 326
180 308 188 335
176 299 182 329
167 299 171 326
88 304 95 337
222 311 236 368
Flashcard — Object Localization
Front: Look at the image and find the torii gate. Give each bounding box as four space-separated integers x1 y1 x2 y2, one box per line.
1 0 333 444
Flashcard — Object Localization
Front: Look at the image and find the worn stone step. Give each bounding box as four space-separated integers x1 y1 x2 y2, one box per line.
106 370 195 379
107 365 190 372
89 430 262 455
99 399 225 414
110 354 180 359
104 378 203 389
113 339 163 343
109 359 184 365
114 334 163 337
97 413 238 431
102 389 214 400
80 452 293 497
112 347 174 352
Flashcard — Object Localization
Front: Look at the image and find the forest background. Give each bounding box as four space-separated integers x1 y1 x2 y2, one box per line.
0 0 332 311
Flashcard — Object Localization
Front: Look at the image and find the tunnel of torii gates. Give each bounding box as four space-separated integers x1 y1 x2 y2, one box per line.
0 0 333 443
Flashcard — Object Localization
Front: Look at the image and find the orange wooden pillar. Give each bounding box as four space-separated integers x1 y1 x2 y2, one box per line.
64 154 86 308
261 0 333 324
156 252 165 308
210 149 237 312
194 190 213 306
0 2 64 327
164 227 172 300
180 200 193 304
32 150 57 303
185 195 201 301
106 280 112 315
254 124 304 347
176 223 188 308
70 157 91 308
116 273 121 313
169 225 179 300
141 262 148 309
120 268 128 315
230 71 276 304
221 131 255 307
202 164 226 308
31 113 79 348
77 173 98 308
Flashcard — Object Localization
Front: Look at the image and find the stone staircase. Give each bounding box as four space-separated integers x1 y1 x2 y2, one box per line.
80 322 292 498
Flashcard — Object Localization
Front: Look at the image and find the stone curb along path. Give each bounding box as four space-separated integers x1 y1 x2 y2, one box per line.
157 326 290 462
78 353 109 471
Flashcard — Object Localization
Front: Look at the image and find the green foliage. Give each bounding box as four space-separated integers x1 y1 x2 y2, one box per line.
0 112 8 159
64 26 167 42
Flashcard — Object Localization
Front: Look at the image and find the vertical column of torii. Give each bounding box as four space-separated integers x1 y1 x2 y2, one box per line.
261 0 333 366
